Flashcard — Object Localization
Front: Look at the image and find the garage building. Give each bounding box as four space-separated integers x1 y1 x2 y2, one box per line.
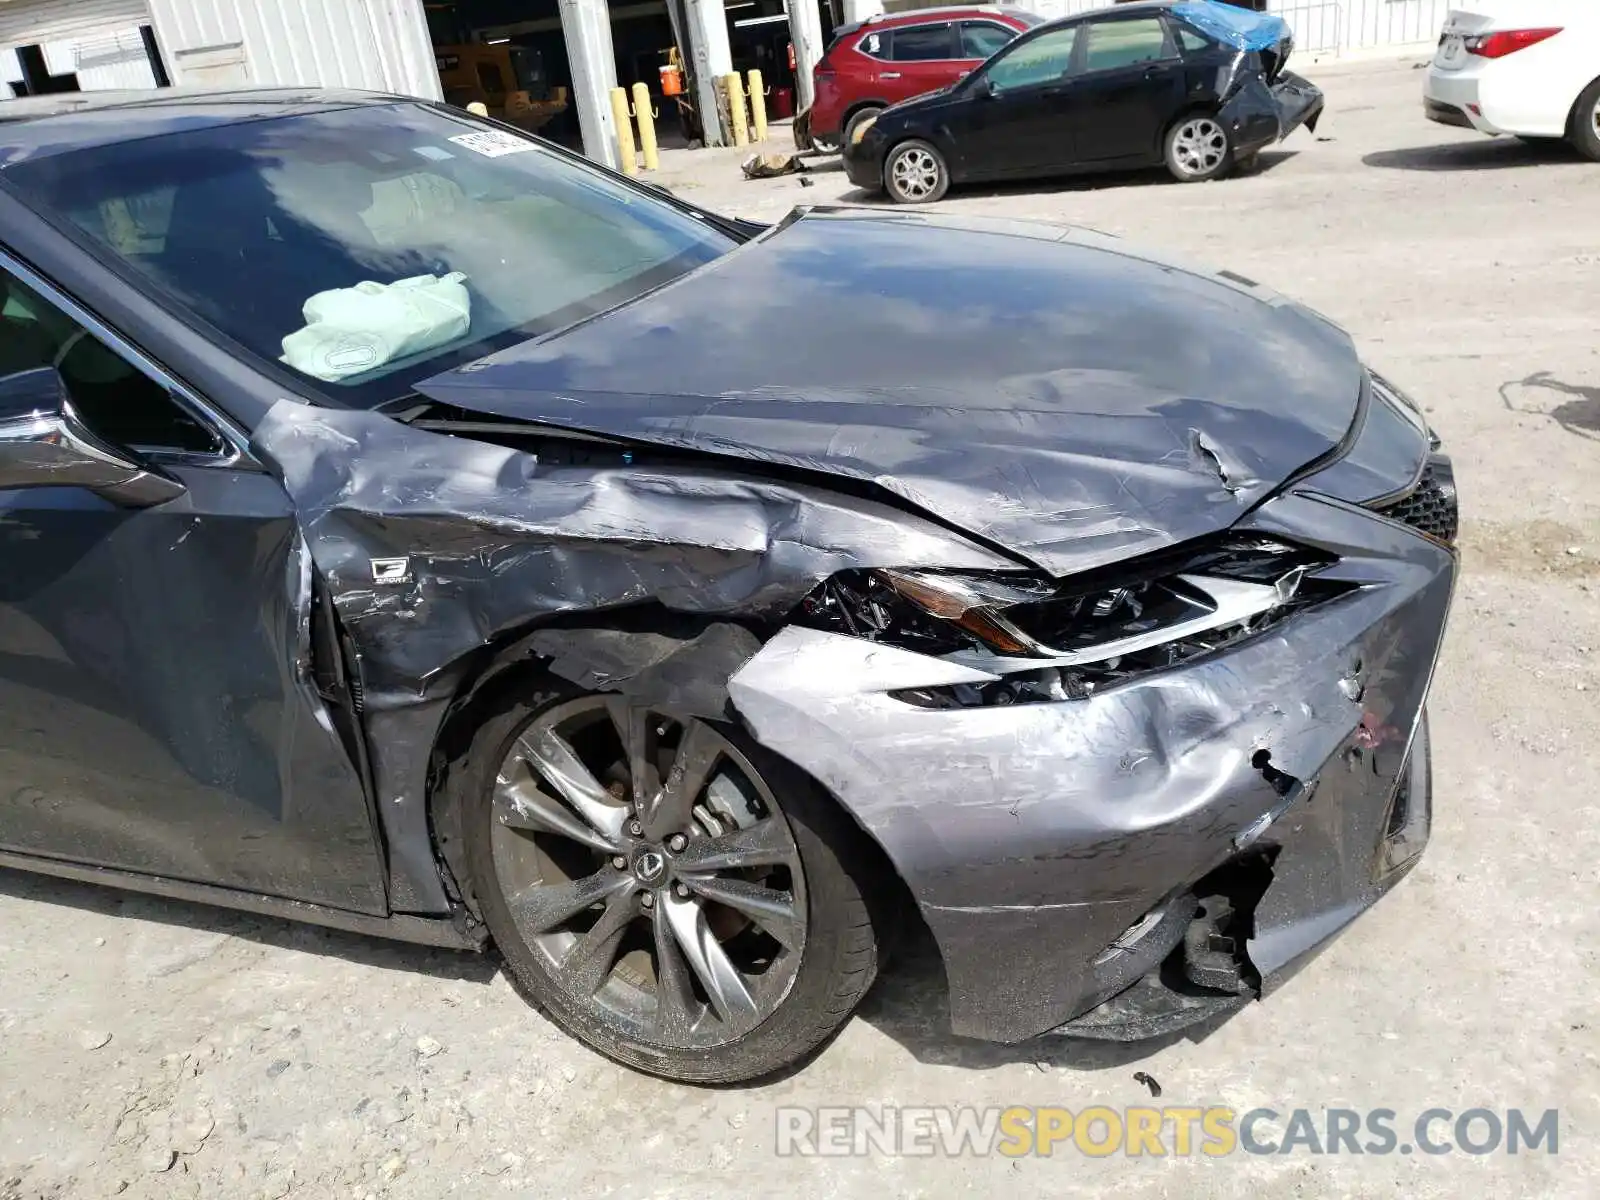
0 0 870 166
0 0 1458 167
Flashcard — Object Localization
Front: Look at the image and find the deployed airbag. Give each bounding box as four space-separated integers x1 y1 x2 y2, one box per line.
281 272 471 382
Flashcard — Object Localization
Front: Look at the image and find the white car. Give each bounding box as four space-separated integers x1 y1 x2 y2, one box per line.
1424 2 1600 159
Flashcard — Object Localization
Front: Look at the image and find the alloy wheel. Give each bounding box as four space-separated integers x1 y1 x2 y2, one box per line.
1172 117 1228 178
489 695 807 1049
890 146 942 200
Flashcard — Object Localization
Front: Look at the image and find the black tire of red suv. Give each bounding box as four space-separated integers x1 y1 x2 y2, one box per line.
844 106 883 148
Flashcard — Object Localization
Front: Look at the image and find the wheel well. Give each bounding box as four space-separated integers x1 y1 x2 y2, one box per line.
421 610 923 956
1566 72 1600 138
842 100 886 129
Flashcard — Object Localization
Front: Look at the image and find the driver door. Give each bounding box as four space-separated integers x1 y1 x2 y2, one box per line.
0 254 387 913
947 24 1082 181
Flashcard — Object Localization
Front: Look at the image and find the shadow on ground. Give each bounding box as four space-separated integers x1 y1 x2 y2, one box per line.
1499 371 1600 441
0 866 498 984
3 863 1254 1088
1363 138 1579 172
836 149 1296 207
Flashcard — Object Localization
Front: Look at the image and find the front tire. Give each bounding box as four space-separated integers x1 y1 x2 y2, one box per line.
450 678 881 1083
1569 76 1600 162
1165 113 1233 182
883 139 950 204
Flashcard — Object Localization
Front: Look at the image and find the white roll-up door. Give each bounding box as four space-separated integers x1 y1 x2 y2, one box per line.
0 0 152 47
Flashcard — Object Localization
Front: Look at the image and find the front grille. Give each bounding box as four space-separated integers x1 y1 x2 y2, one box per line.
1378 456 1459 544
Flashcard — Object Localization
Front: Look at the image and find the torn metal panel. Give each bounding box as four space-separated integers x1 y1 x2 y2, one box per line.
727 492 1456 1041
250 399 1016 910
410 208 1365 577
525 621 763 720
1218 65 1326 144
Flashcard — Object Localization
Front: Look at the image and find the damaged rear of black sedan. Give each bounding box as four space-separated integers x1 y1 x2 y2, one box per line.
843 0 1325 203
0 88 1449 1084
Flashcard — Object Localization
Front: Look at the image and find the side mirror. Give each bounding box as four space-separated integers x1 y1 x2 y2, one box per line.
0 367 185 507
968 74 995 99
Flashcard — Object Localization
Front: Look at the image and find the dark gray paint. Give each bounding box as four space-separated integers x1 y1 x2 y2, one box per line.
0 464 385 911
414 209 1365 575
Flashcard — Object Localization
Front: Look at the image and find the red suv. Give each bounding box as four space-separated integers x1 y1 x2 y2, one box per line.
797 5 1043 152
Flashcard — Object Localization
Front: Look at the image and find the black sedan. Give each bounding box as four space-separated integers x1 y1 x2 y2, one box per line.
844 0 1325 202
0 87 1450 1084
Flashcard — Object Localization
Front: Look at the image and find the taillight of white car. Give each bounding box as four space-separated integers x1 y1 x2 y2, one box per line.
1463 27 1562 58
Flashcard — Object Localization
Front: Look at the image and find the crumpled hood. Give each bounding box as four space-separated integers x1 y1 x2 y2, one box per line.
415 208 1364 576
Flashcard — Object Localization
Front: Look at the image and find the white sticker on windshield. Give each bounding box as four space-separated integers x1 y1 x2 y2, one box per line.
413 145 455 161
449 131 534 158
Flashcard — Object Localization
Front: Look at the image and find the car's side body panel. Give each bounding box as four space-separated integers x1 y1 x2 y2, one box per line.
0 238 390 914
0 460 387 912
807 8 1035 144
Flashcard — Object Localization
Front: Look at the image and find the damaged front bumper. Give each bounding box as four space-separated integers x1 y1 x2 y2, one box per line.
728 488 1455 1043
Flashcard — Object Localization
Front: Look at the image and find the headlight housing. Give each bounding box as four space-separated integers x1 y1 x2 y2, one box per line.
794 537 1346 703
849 116 878 145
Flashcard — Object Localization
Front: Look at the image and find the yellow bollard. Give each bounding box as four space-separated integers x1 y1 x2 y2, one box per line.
746 69 768 143
631 81 659 171
724 72 749 147
609 86 638 175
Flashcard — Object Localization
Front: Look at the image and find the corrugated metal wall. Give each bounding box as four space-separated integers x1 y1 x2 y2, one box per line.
70 28 159 88
0 0 150 45
145 0 442 97
1 0 441 97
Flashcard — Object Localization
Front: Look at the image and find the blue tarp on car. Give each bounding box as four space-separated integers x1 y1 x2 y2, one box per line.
1172 1 1292 52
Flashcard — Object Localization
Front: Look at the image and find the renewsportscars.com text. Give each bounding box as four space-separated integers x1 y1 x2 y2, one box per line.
775 1105 1559 1158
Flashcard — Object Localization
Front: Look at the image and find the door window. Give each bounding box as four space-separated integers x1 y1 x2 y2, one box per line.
0 266 223 456
887 23 956 61
1173 23 1214 54
1078 17 1175 73
982 26 1079 92
959 21 1018 60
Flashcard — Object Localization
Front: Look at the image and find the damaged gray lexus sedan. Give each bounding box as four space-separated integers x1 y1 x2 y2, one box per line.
0 90 1457 1083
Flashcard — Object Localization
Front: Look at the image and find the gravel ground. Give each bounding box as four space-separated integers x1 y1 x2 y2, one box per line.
3 57 1598 1200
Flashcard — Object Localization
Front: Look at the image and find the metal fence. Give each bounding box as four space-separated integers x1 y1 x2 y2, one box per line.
1336 0 1448 51
1272 0 1448 54
876 0 1450 56
1270 2 1343 54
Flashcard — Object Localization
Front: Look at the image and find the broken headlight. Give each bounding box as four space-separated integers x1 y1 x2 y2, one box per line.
795 538 1347 704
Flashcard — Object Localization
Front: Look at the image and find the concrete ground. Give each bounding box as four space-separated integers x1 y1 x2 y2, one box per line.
3 57 1598 1200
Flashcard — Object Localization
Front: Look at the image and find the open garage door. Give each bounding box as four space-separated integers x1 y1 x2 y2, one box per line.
0 0 151 46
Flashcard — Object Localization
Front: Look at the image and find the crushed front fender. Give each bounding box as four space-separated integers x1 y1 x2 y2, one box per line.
249 400 1016 911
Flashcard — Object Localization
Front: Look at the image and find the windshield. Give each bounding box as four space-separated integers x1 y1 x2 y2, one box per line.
1 103 738 406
